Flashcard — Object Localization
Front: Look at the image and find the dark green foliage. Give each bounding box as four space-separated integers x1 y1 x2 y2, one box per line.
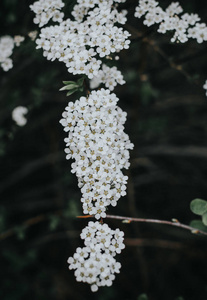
138 294 148 300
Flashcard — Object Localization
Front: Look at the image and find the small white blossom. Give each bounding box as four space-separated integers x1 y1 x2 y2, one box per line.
12 106 28 126
28 31 38 41
14 35 25 47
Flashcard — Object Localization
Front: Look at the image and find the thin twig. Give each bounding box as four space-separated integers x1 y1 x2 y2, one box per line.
125 24 201 86
1 212 207 242
0 210 62 242
105 214 207 236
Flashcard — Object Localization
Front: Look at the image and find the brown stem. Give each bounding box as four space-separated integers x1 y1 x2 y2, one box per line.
105 214 207 236
0 210 62 242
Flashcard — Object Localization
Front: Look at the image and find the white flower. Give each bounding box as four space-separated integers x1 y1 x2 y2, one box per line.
89 64 125 91
28 31 38 41
14 35 25 47
1 58 13 72
60 89 133 219
32 0 130 84
0 36 14 71
203 80 207 96
12 106 28 126
68 222 124 291
30 0 65 27
134 0 207 44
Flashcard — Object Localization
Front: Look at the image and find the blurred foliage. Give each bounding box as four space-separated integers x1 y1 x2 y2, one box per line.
190 198 207 226
138 294 148 300
0 0 207 300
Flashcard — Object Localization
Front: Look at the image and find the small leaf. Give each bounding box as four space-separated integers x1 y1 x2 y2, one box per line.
62 81 76 85
138 294 148 300
190 199 207 216
77 77 84 86
202 211 207 226
59 84 79 91
66 88 78 96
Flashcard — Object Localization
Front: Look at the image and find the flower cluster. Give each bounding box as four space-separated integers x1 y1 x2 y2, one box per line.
30 0 65 27
31 0 132 291
0 36 14 71
134 0 207 43
12 106 28 126
0 35 25 71
68 221 125 292
60 89 133 219
89 64 125 91
32 0 130 89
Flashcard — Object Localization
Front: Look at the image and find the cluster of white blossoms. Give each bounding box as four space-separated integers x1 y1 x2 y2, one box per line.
0 36 14 71
134 0 207 43
12 106 28 126
31 0 130 89
30 0 65 27
30 0 132 292
60 89 134 219
89 64 125 91
0 35 25 71
68 221 125 292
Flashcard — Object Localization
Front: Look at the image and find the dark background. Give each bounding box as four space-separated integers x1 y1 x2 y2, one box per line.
0 0 207 299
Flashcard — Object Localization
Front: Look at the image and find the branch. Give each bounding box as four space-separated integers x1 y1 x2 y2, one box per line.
2 211 207 242
0 210 62 242
125 24 202 86
105 214 207 236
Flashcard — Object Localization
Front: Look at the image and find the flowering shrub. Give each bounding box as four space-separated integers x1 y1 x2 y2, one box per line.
1 0 207 298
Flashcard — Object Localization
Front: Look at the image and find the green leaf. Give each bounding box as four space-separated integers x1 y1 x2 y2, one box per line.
190 199 207 216
62 80 76 85
59 84 79 91
202 212 207 226
190 220 207 232
138 294 148 300
77 77 84 86
66 88 79 96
